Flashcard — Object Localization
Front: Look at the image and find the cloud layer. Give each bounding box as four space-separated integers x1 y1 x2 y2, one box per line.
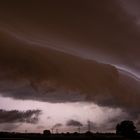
0 31 139 113
0 109 41 124
0 0 139 118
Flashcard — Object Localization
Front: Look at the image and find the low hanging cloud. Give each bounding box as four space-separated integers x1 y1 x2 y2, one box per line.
0 109 41 124
52 123 63 130
66 120 83 127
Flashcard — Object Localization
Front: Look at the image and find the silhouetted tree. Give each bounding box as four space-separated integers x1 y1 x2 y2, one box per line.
116 120 137 138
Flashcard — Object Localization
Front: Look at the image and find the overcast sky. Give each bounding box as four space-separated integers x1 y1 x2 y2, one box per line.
0 0 140 133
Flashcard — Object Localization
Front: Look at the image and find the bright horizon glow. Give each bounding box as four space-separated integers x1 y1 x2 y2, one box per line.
0 95 127 133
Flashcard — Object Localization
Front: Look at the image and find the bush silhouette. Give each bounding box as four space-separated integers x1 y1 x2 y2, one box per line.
43 130 51 135
116 120 137 138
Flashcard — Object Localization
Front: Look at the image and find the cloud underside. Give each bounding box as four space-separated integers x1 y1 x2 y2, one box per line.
66 120 83 127
0 109 41 124
0 1 139 116
0 30 140 113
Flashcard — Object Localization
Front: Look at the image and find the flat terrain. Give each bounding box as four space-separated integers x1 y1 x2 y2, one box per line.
0 133 139 140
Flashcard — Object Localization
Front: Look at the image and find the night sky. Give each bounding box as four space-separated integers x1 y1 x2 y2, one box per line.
0 0 140 133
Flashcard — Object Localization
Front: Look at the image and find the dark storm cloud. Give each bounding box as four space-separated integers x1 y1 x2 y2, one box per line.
0 109 41 124
52 123 62 129
66 120 83 127
0 30 121 103
0 0 139 69
0 0 139 116
0 23 140 113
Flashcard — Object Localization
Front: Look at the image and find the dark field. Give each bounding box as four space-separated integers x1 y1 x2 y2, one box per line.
0 132 140 140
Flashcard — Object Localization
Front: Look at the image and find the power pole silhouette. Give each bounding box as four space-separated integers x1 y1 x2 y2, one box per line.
88 121 91 132
56 129 59 134
78 126 81 133
51 128 54 134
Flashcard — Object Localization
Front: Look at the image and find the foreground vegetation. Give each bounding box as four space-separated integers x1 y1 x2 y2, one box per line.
0 132 140 140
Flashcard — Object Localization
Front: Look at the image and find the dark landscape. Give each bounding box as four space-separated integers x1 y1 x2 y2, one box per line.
0 132 122 140
0 120 140 140
0 132 140 140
